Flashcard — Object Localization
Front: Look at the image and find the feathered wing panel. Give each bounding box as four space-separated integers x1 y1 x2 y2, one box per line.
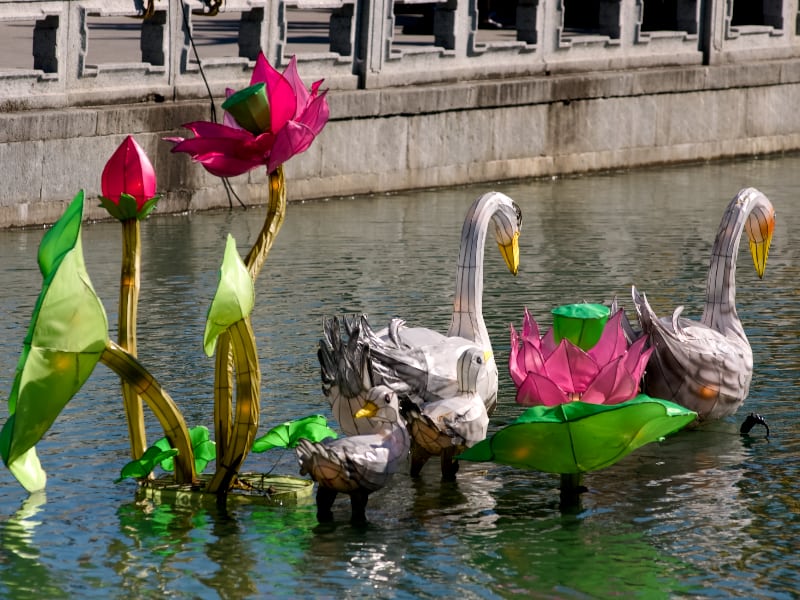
633 287 753 420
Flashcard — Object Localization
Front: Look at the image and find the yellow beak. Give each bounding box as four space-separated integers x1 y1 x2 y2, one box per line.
354 400 378 419
746 206 775 279
498 231 520 276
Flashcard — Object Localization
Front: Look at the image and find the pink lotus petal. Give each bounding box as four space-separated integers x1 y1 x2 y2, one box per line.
249 52 270 87
282 55 310 113
262 59 297 134
582 359 635 404
624 336 654 383
296 89 330 137
543 341 599 394
185 153 264 178
520 339 546 376
509 325 526 387
181 121 254 142
223 87 242 130
516 372 569 406
588 310 626 365
171 137 266 177
267 122 315 173
540 327 557 356
521 307 541 348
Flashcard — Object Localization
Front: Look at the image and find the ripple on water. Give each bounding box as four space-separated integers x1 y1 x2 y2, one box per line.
1 157 800 598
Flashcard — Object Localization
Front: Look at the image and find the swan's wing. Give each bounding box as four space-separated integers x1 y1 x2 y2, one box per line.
361 316 466 403
632 287 752 419
403 393 489 454
296 438 360 493
297 426 409 492
423 394 489 448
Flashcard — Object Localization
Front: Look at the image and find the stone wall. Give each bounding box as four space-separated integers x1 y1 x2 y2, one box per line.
1 0 799 227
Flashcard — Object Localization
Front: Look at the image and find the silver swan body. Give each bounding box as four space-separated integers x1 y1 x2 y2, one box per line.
402 346 490 479
632 187 775 421
296 386 410 523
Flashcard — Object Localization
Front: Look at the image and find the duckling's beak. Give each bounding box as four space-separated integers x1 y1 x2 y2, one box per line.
355 400 379 419
746 205 775 279
498 231 520 276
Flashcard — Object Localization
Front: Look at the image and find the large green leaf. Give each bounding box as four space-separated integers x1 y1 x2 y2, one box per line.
0 191 109 492
252 415 338 453
203 234 254 356
458 395 696 474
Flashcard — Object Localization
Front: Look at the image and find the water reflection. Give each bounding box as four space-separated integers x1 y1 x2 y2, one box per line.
0 155 799 597
0 493 68 598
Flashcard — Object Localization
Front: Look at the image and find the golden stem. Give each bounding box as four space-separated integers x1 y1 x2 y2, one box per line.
212 167 287 483
206 319 261 494
213 333 234 464
101 341 197 485
244 166 287 278
119 219 147 460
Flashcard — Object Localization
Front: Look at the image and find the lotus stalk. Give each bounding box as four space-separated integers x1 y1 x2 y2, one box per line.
99 135 162 460
170 53 328 491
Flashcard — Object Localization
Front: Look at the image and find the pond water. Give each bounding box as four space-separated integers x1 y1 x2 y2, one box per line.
0 154 798 599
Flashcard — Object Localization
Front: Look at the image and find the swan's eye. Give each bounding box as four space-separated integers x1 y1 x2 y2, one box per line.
476 357 483 365
514 203 522 227
383 393 391 404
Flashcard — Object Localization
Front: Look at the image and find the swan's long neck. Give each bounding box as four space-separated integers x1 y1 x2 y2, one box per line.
447 195 498 347
700 191 755 340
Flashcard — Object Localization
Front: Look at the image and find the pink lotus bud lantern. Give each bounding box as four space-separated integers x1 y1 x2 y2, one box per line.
100 135 161 221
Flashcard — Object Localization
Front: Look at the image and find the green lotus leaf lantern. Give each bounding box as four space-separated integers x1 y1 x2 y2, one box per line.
0 191 109 492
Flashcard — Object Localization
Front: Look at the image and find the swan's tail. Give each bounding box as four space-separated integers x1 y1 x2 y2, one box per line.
318 316 388 436
319 315 370 400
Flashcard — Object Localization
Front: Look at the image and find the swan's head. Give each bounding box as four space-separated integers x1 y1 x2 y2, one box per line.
740 188 775 279
354 385 403 424
490 193 522 276
456 347 493 394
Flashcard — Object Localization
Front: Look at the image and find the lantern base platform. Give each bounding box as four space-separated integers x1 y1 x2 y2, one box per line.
136 473 314 508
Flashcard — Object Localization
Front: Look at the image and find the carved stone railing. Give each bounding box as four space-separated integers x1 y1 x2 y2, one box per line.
1 0 799 109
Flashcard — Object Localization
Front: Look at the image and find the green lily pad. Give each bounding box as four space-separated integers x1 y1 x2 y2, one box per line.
116 446 179 483
458 395 696 474
154 426 216 475
252 415 338 453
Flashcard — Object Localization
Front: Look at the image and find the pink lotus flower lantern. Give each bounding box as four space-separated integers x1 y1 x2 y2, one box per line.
509 304 653 406
168 54 329 176
100 135 161 221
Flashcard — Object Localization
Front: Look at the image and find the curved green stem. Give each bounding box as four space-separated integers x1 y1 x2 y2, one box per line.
101 341 196 484
119 219 147 461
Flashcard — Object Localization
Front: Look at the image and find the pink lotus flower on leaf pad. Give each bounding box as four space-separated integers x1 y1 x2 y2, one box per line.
509 305 653 406
168 54 329 177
